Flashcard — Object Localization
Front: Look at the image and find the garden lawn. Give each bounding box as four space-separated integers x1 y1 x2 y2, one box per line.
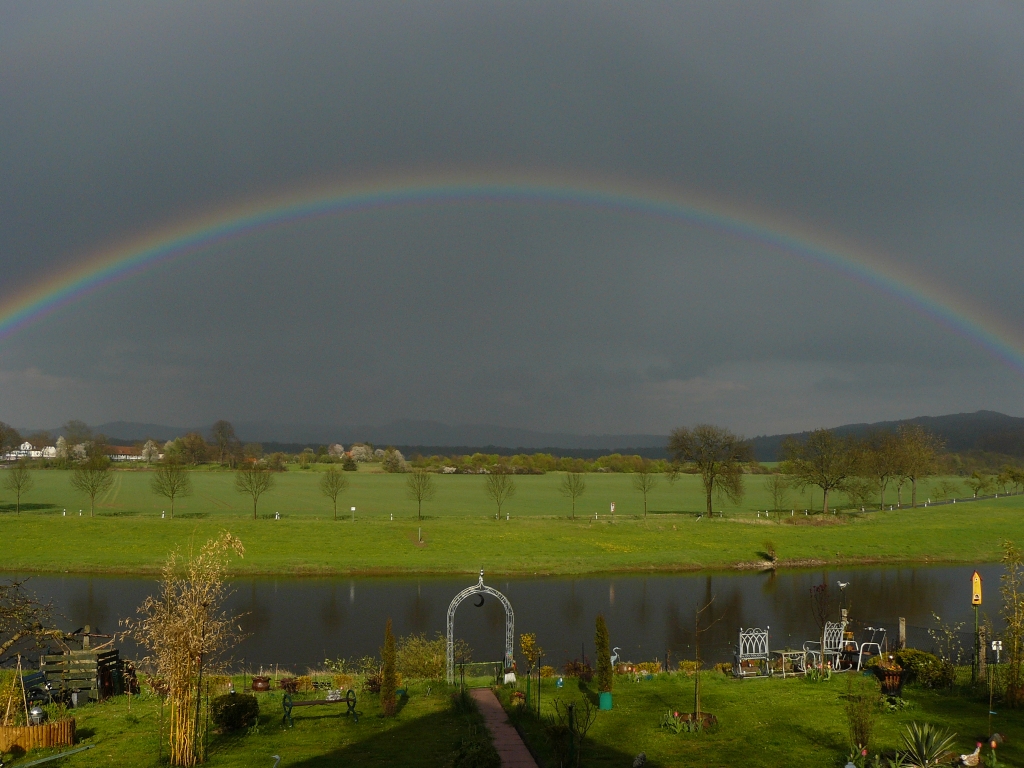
1 469 1023 575
0 680 483 768
502 672 1024 768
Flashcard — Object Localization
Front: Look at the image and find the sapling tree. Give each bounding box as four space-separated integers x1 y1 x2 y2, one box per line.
631 459 658 520
70 454 114 517
405 469 436 521
781 429 858 515
2 461 33 514
763 474 790 521
150 461 193 518
319 465 350 520
484 465 516 519
234 464 275 519
809 582 835 671
559 472 586 520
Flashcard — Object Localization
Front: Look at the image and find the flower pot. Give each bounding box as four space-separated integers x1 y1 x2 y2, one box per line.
599 691 613 710
251 676 270 692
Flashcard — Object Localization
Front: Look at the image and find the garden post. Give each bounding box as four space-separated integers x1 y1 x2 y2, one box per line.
899 618 906 649
979 626 987 680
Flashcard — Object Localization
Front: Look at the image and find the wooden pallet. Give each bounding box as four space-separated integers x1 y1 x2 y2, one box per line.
40 649 123 702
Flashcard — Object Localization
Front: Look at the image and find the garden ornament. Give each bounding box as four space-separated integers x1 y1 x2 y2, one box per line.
610 647 621 666
632 753 647 767
271 757 281 768
961 742 982 766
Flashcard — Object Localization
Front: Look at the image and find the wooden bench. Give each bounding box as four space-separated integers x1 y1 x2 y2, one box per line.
282 689 358 727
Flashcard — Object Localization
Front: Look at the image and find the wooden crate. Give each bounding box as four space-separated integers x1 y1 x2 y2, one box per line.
41 649 123 702
0 719 75 752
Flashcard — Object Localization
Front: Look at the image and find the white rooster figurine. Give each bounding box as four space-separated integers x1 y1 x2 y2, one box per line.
960 742 981 766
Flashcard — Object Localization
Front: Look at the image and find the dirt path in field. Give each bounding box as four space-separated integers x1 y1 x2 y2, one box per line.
470 688 538 768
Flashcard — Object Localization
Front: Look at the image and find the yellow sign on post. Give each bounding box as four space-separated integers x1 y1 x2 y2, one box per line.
972 570 983 606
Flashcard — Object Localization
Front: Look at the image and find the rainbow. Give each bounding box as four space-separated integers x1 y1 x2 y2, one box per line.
1 173 1022 375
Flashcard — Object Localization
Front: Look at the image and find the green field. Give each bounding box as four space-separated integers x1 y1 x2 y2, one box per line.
0 468 1021 575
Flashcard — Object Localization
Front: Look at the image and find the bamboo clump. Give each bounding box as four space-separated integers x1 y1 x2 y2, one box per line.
125 533 244 767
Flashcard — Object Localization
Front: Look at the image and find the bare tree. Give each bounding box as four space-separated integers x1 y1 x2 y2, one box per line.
668 424 751 516
781 429 858 515
234 464 275 519
150 461 193 518
559 472 586 520
406 469 436 521
62 419 92 446
126 533 245 766
861 431 900 510
70 455 115 517
763 474 790 520
484 465 516 519
896 424 943 508
631 459 658 520
0 579 63 665
319 465 350 520
2 461 34 514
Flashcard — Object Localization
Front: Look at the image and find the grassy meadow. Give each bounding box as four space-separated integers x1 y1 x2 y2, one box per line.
0 466 1022 575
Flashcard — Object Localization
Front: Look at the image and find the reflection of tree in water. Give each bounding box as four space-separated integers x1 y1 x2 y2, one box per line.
560 580 584 629
632 580 649 628
234 582 273 638
67 580 110 633
320 585 347 633
663 576 744 664
405 583 432 633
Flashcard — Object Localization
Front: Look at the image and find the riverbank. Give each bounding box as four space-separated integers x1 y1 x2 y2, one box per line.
1 497 1022 576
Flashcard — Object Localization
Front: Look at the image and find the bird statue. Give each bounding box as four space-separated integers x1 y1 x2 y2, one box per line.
960 743 981 766
271 756 281 768
610 647 621 667
837 581 850 590
632 753 647 767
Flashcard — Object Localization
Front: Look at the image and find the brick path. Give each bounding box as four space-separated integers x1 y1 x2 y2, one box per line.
470 687 539 768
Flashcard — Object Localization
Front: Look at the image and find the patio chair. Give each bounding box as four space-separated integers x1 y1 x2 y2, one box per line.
734 627 771 678
804 621 852 671
856 626 886 671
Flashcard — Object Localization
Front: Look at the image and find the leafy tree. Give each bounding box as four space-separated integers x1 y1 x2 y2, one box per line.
896 425 943 508
484 465 516 519
141 439 161 463
209 420 240 466
342 454 357 472
179 432 209 466
150 461 193 518
595 614 612 694
559 472 586 520
631 459 659 520
668 424 751 516
0 422 21 453
234 464 275 519
406 469 436 521
320 465 350 520
62 419 91 446
70 454 114 517
965 471 995 498
382 449 407 473
781 429 858 515
381 618 398 716
2 461 33 514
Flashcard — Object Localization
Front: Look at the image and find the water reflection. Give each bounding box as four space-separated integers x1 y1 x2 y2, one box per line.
11 564 1003 671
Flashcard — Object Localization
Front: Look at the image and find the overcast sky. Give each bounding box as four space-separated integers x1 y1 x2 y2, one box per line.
2 1 1023 438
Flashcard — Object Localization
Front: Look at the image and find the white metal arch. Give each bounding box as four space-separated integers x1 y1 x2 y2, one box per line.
447 570 514 684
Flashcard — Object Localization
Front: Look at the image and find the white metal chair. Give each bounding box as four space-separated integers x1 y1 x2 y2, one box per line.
804 621 851 671
734 627 771 677
856 626 886 671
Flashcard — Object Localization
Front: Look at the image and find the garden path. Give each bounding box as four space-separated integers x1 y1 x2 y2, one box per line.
470 687 539 768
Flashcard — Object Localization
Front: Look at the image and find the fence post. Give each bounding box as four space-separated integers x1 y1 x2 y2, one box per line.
899 618 906 649
978 626 987 681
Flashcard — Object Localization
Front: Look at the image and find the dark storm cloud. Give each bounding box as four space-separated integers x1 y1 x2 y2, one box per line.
1 1 1022 435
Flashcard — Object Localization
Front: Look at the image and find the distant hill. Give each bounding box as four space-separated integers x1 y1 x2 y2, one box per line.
749 410 1024 461
28 410 1024 461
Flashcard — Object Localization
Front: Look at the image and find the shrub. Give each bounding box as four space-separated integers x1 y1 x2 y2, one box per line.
279 677 299 694
564 659 594 682
381 619 398 716
894 649 953 689
342 455 357 471
677 660 699 675
211 693 259 732
539 665 556 678
844 675 876 751
446 734 501 768
332 673 355 691
397 632 470 680
636 661 662 675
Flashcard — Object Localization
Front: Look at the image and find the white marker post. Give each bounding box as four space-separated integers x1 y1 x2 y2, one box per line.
351 506 356 523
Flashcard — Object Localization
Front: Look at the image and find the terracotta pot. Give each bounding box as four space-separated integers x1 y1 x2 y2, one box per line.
0 719 75 753
251 676 270 692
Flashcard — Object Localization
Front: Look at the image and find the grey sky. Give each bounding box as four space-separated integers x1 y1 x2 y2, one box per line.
2 1 1023 437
